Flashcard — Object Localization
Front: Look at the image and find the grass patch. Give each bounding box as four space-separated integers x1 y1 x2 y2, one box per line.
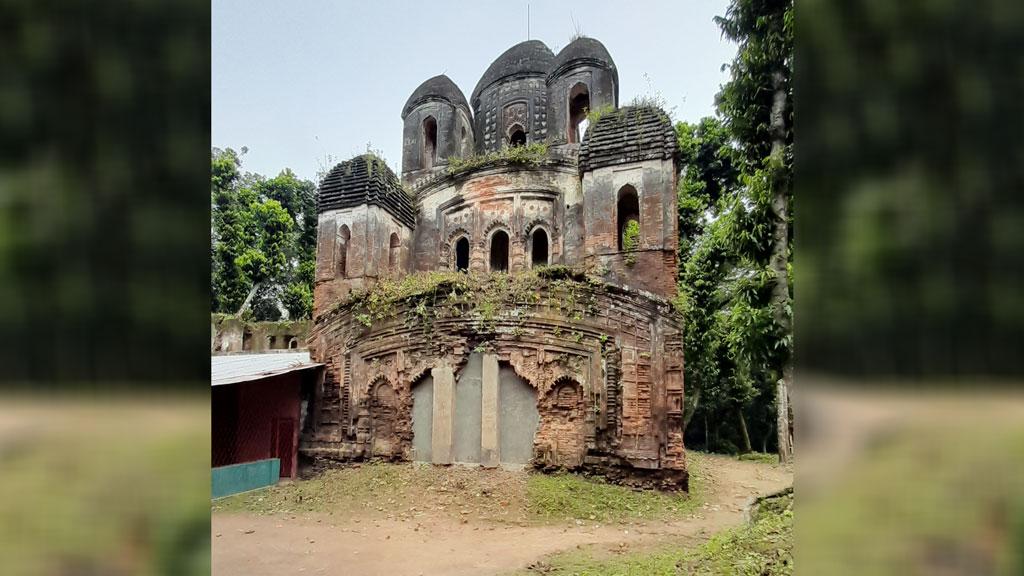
215 454 708 527
214 461 415 515
526 452 706 523
526 473 700 523
676 492 793 575
737 452 778 464
519 491 793 576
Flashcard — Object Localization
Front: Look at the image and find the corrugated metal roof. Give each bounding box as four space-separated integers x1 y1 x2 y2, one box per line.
211 352 323 387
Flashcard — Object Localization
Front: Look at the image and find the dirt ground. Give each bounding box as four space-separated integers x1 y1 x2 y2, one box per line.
212 454 792 576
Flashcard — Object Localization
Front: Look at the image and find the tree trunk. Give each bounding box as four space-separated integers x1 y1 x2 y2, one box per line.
776 377 791 463
236 282 260 316
736 407 752 453
769 69 794 464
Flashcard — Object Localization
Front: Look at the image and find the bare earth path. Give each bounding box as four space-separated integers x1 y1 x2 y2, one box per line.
212 455 792 576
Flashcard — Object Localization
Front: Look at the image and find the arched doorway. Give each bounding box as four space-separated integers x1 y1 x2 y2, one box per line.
489 230 509 272
498 362 540 466
567 82 590 143
388 232 400 270
531 228 549 268
337 224 351 277
616 185 640 251
454 236 470 272
418 353 540 467
422 116 438 169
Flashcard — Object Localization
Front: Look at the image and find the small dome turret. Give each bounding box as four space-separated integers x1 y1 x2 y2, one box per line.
402 75 470 120
549 37 616 80
400 76 475 182
546 37 619 146
471 40 554 153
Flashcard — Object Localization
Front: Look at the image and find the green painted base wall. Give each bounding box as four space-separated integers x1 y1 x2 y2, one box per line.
212 458 280 499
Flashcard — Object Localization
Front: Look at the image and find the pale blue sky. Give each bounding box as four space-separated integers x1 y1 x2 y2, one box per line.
212 0 735 182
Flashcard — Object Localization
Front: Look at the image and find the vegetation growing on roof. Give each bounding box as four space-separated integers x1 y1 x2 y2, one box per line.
445 142 549 176
335 266 609 336
585 104 615 126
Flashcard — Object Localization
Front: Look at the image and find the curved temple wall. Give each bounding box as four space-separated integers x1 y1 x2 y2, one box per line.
303 275 687 489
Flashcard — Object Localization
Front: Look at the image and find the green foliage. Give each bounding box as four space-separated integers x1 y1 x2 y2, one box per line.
211 148 317 319
341 267 605 339
715 0 794 172
520 490 792 576
676 0 793 456
678 492 793 575
737 451 778 464
281 282 313 320
585 104 615 126
621 220 640 251
445 142 548 176
526 471 700 523
621 219 640 266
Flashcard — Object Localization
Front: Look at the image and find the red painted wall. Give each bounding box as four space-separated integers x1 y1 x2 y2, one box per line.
212 372 302 478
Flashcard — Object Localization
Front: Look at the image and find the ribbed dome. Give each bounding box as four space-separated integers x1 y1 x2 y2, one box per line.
401 75 470 120
579 106 678 173
472 40 554 102
549 37 616 79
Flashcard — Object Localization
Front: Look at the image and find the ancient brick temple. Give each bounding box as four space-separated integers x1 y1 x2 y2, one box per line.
304 38 687 489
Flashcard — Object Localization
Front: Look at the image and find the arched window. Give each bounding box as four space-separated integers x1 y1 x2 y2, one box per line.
455 237 470 272
567 82 590 143
531 228 549 267
422 116 438 169
489 230 509 272
388 232 400 270
509 125 526 147
337 224 351 277
616 186 640 251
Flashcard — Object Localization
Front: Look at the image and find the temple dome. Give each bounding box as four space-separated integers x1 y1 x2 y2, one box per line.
402 75 470 120
549 37 616 79
471 40 554 103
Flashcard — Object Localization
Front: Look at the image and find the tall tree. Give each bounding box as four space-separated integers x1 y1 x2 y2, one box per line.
715 0 795 462
676 118 741 435
211 148 317 320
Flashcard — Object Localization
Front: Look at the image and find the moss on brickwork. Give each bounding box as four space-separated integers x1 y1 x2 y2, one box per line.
336 267 606 333
445 142 549 176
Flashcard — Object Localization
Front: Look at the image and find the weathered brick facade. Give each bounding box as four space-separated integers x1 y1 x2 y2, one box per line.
305 37 688 489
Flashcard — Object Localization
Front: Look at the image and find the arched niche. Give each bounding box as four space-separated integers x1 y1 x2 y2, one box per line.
616 185 640 251
489 230 509 272
567 82 590 144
